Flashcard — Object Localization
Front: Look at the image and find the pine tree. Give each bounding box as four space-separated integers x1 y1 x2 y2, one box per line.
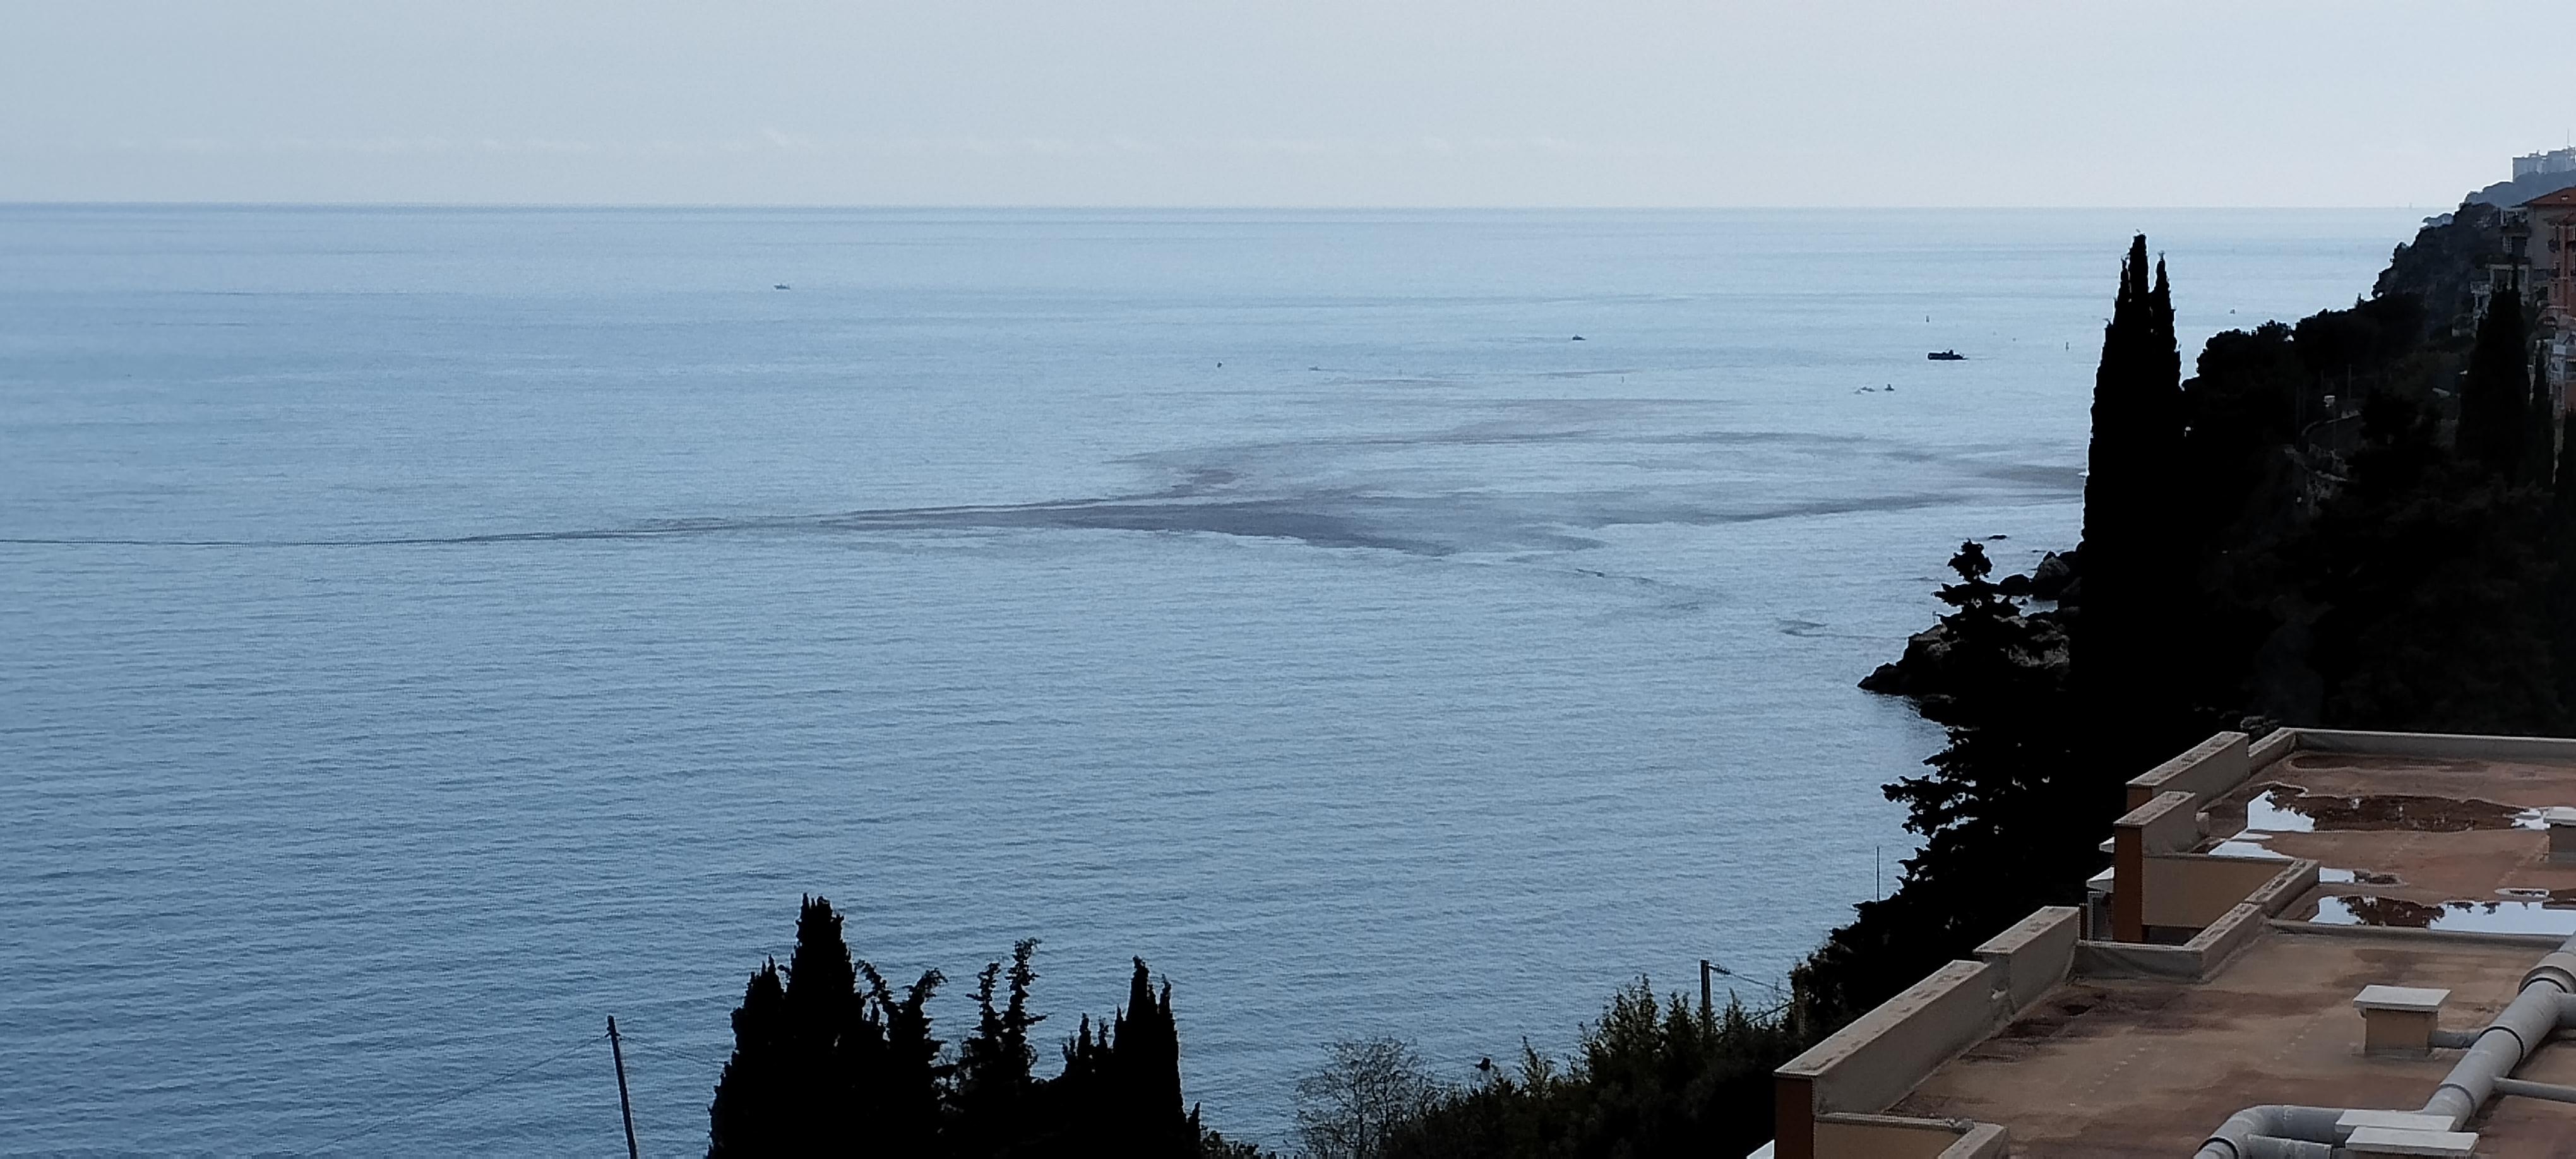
2459 283 2531 479
1801 542 2086 1019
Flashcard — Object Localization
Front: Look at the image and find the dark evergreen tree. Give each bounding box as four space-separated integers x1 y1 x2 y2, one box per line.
2458 283 2531 479
1110 959 1195 1155
1799 542 2084 1021
949 939 1045 1154
1052 960 1197 1157
2174 323 2311 717
2291 292 2424 401
707 896 946 1158
2291 394 2561 732
781 895 862 1139
709 904 1207 1158
2073 235 2197 778
855 960 946 1150
708 961 794 1157
2181 321 2301 538
710 896 866 1154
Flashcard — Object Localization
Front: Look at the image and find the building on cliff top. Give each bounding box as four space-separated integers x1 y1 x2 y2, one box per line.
1754 728 2576 1159
2515 149 2576 181
2521 187 2576 381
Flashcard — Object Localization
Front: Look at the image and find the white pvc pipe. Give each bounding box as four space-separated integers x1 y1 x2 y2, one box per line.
2193 933 2576 1155
2418 932 2576 1127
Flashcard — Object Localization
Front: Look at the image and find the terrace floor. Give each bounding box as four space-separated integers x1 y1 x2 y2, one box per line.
2199 749 2576 938
1887 927 2576 1156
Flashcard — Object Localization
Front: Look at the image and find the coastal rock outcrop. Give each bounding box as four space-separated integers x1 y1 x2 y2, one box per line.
1858 611 2070 708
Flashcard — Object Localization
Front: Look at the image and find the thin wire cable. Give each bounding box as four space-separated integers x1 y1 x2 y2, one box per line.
302 1031 607 1154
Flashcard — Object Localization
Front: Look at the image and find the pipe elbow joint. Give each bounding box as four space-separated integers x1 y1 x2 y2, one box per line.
2522 949 2576 995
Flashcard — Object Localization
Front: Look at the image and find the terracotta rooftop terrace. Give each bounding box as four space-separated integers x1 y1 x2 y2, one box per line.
1757 728 2576 1159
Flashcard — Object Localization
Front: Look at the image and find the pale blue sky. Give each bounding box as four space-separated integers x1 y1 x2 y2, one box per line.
5 1 2572 206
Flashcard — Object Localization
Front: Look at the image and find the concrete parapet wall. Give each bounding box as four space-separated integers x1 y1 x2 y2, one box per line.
2291 728 2576 763
1941 1124 2010 1159
2112 790 2200 941
1813 1113 1996 1159
2243 859 2322 916
2073 937 2203 981
1972 907 2078 1015
2141 855 2310 929
2120 790 2201 855
2074 902 2268 981
2126 731 2251 811
2190 902 2266 974
1778 957 2012 1124
2249 727 2297 770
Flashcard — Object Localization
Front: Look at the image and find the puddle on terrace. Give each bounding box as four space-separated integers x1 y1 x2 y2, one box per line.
2212 783 2544 888
2205 838 2363 883
2244 783 2543 834
2311 895 2576 935
2495 886 2576 902
2207 782 2517 883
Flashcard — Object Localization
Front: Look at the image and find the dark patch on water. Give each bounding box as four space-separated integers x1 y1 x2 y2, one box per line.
0 487 2036 556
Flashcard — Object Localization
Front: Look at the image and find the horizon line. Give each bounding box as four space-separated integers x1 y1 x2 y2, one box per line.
0 199 2442 213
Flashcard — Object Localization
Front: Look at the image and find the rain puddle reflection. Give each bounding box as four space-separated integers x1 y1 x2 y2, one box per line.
2312 895 2576 935
2250 784 2539 833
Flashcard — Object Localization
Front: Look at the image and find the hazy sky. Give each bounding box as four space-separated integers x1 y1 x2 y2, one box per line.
8 1 2574 207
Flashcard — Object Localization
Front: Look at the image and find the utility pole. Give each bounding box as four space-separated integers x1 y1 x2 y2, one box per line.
1700 959 1714 1017
608 1016 641 1159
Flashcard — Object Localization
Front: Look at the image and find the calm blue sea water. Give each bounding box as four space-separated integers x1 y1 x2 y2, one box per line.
0 206 2421 1155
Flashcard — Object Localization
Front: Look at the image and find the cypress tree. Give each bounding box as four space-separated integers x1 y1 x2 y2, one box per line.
857 960 946 1151
1110 958 1191 1153
782 895 864 1144
709 896 948 1157
708 961 792 1158
2073 235 2193 775
951 939 1046 1153
1052 959 1195 1156
709 906 1200 1157
2459 283 2531 479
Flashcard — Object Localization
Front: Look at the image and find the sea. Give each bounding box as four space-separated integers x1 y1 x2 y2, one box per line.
0 205 2425 1155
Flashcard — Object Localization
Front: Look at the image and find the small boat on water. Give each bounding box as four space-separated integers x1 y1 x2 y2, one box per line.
1926 349 1965 361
